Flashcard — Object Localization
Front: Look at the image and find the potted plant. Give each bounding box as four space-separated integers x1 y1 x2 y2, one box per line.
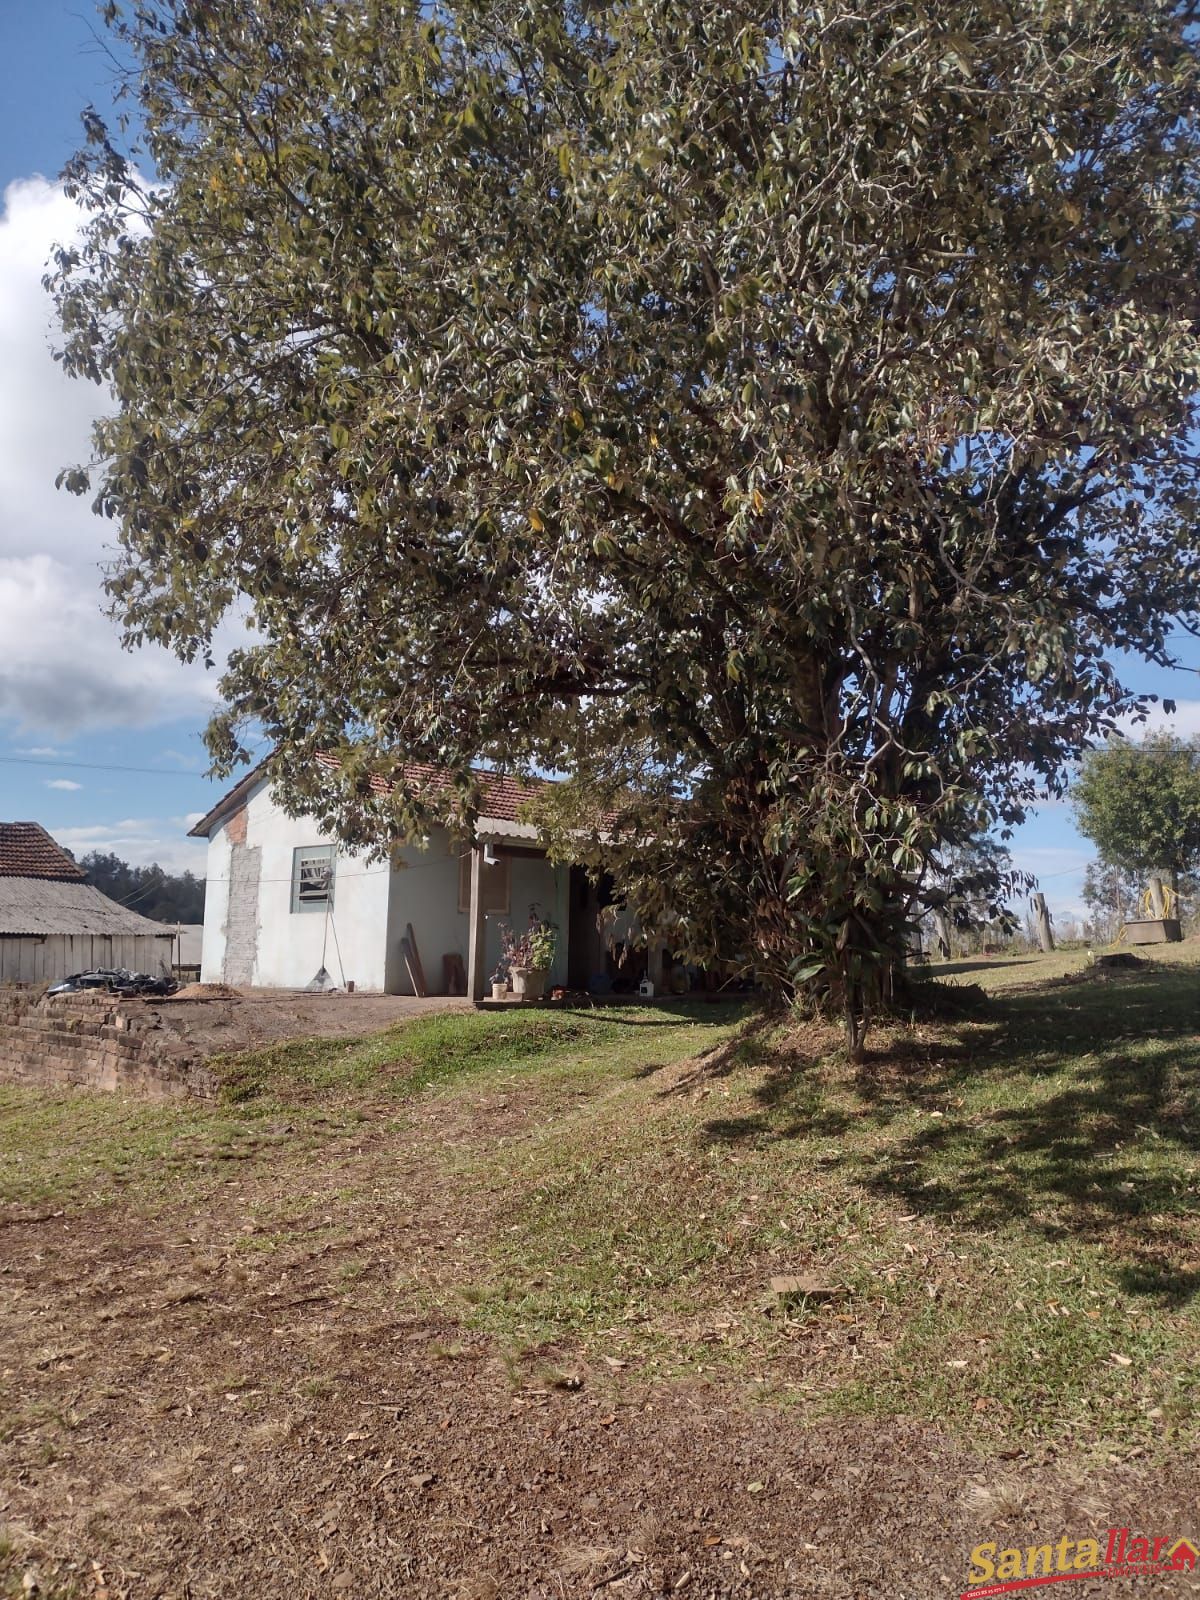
506 904 557 1002
493 926 523 1001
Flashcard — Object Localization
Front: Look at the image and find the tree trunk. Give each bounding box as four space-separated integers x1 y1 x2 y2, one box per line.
933 909 952 959
1032 892 1054 952
1147 874 1166 918
844 990 869 1064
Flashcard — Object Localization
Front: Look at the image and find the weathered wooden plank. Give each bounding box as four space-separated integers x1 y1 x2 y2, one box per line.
399 937 426 997
404 924 428 996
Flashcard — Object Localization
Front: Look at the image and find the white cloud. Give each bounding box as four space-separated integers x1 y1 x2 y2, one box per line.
45 778 82 790
0 176 225 735
0 553 220 731
51 817 207 876
1116 699 1200 741
1052 901 1090 924
16 745 67 756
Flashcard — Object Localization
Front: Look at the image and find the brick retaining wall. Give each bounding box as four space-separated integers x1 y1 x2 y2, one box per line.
0 988 217 1099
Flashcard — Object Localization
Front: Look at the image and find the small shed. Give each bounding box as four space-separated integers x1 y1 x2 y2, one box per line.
0 822 176 984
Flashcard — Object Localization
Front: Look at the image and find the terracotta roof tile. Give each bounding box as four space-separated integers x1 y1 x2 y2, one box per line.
190 755 556 838
332 757 551 823
0 823 87 881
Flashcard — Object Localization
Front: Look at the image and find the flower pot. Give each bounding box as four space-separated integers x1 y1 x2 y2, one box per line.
510 966 548 1002
491 981 508 1001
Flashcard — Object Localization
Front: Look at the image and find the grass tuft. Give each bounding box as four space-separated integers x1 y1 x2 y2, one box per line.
218 1008 627 1104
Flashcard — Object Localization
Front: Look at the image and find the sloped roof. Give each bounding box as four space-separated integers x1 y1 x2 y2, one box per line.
189 754 556 839
0 877 176 939
325 756 552 823
186 758 271 838
0 822 87 881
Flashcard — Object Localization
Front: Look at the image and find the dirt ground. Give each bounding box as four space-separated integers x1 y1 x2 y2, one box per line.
2 1048 1198 1600
139 987 469 1058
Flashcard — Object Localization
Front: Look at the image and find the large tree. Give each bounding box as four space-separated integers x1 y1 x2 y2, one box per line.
50 0 1200 1053
1074 734 1200 896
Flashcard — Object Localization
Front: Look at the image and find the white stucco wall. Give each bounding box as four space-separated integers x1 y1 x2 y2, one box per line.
199 780 391 990
199 825 231 985
198 781 570 993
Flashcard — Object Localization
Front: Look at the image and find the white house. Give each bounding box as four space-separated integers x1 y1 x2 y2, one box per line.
188 760 620 1001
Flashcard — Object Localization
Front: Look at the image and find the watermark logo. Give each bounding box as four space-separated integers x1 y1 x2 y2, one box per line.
962 1528 1197 1596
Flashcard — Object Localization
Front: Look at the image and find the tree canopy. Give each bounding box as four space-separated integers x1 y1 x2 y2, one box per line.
1073 735 1200 893
50 0 1200 1050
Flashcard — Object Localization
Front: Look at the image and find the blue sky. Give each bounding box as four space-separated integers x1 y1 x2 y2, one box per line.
0 4 1196 910
0 1 230 873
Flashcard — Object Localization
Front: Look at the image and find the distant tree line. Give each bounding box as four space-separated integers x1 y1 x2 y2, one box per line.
1075 734 1200 940
80 851 205 925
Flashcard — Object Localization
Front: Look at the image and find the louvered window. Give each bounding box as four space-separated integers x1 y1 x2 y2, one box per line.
291 845 335 913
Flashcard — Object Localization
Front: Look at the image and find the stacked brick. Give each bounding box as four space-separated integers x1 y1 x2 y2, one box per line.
0 988 216 1099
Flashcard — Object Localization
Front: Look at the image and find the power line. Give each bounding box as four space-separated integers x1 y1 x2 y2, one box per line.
0 754 215 779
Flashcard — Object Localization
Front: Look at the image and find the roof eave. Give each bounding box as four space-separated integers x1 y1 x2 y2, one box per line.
187 759 272 838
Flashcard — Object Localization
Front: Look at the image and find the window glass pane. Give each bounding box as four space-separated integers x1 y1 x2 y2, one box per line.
292 846 334 912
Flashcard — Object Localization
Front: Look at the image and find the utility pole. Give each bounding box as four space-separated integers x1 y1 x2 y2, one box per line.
1031 892 1055 953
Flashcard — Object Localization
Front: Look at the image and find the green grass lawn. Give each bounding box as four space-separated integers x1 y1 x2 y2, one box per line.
1 965 1196 1462
0 1002 743 1214
432 959 1199 1458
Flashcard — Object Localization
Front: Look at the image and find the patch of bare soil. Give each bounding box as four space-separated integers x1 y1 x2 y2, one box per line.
137 989 469 1057
1 1090 1196 1600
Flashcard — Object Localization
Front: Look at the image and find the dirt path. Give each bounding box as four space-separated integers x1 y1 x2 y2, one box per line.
142 988 470 1056
1 1074 1197 1599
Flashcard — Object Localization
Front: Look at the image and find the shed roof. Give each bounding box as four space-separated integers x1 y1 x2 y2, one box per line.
0 877 177 939
0 822 87 881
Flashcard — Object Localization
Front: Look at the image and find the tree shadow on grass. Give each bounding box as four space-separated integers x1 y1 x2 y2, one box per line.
627 1006 778 1084
928 957 1040 978
699 964 1200 1305
558 1000 749 1031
